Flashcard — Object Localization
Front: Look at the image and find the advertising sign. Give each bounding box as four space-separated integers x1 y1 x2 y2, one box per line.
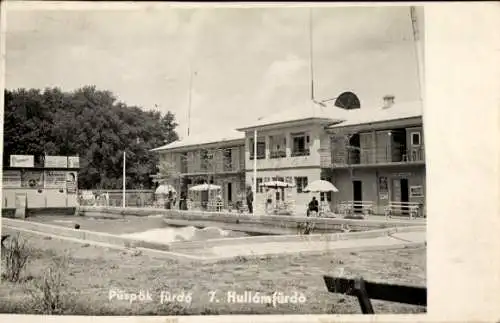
66 171 78 194
410 185 424 197
21 171 44 189
68 156 80 168
44 156 68 168
10 155 34 168
44 171 67 188
3 170 22 188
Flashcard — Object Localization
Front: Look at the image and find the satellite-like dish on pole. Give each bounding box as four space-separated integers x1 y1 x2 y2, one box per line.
334 92 361 110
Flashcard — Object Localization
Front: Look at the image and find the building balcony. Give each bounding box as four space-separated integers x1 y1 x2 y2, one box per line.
269 150 287 159
291 148 310 157
249 153 266 160
329 146 425 168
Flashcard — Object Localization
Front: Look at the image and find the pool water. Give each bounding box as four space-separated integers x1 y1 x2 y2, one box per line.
120 226 249 243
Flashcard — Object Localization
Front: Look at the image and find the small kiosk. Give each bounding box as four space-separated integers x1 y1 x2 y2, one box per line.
2 155 80 218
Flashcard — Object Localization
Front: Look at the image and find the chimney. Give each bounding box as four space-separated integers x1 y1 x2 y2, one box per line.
382 95 395 109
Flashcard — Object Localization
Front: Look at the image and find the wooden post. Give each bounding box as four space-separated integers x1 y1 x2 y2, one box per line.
354 278 375 314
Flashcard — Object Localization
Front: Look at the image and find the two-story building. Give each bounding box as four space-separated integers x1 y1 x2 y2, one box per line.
152 96 425 216
235 102 348 215
322 97 425 215
151 130 246 206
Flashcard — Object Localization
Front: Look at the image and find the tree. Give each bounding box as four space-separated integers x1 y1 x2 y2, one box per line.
3 86 179 189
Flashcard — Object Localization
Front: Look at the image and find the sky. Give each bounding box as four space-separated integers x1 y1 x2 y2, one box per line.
5 3 422 140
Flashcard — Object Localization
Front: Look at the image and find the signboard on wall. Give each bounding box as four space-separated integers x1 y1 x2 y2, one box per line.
44 156 68 168
410 185 424 197
66 171 78 194
10 155 34 168
3 170 22 188
378 176 389 200
392 172 412 178
68 156 80 168
44 171 67 188
21 171 44 188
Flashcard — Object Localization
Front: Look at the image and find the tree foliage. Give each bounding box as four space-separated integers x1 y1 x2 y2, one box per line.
3 86 179 189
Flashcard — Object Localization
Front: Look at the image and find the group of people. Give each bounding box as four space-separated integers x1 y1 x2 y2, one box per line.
163 191 188 210
244 186 324 217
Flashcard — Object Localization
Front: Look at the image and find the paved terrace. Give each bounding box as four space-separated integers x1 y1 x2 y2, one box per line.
2 217 425 263
78 206 425 235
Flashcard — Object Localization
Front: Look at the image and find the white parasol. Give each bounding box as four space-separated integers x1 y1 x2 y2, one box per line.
303 180 339 193
260 180 296 189
189 183 222 191
155 184 177 195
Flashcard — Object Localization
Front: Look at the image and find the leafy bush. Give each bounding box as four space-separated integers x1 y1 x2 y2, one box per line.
28 257 72 315
2 234 31 282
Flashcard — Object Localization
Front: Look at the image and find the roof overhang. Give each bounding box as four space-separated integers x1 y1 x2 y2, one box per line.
151 138 245 153
236 117 340 133
327 116 423 134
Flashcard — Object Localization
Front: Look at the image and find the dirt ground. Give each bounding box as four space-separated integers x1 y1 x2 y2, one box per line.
0 228 426 315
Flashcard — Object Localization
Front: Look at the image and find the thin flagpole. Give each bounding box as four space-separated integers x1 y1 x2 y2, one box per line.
122 151 126 208
187 65 194 137
253 129 258 213
309 7 315 102
410 6 424 102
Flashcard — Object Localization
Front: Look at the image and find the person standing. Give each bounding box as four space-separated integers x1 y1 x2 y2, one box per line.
307 196 319 217
246 186 253 214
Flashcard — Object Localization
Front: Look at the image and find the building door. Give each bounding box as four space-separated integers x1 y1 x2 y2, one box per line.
352 180 362 213
400 178 409 214
227 182 232 202
201 190 209 209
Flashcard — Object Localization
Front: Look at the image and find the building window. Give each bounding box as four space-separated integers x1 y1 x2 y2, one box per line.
256 177 263 193
223 148 232 171
320 192 332 202
291 132 310 157
269 135 287 158
295 176 308 193
200 150 209 171
249 138 266 160
411 132 421 146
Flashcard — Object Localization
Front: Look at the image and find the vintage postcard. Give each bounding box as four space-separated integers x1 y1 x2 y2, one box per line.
1 1 499 323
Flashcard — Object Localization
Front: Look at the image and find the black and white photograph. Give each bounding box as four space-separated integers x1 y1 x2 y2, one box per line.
3 1 496 320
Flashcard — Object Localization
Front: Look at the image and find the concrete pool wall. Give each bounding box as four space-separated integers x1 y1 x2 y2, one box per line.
2 217 425 262
76 206 423 235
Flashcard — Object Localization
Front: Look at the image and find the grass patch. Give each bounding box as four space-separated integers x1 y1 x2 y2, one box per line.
0 229 426 315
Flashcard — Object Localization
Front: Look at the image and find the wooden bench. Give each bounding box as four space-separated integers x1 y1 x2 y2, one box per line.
339 201 375 217
323 275 427 314
385 201 422 220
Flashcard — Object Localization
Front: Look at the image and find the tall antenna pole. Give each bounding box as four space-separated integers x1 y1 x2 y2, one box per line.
187 64 194 137
309 8 315 102
410 6 424 102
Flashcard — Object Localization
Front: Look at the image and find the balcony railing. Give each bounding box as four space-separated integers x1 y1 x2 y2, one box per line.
291 148 310 157
332 146 425 166
249 153 266 160
223 161 233 172
270 150 287 159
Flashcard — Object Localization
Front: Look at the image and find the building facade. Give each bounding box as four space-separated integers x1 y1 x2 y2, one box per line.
237 119 334 215
153 135 246 207
323 115 425 215
2 155 80 216
153 97 426 216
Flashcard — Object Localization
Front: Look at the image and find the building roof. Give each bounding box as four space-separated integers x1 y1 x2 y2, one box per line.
152 100 423 152
236 101 348 131
327 100 423 129
151 129 244 152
